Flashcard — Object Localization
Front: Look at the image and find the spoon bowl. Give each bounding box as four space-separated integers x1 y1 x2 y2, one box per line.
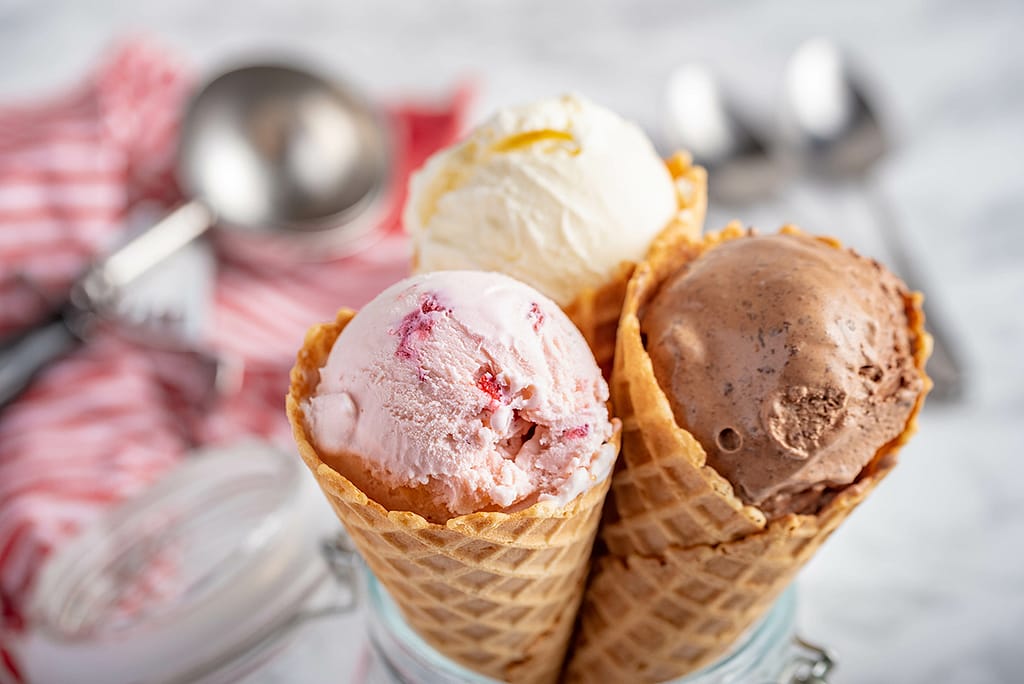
782 38 887 178
179 64 389 233
664 63 784 204
99 61 393 288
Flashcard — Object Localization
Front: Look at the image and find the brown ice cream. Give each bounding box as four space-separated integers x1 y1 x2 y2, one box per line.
642 231 924 518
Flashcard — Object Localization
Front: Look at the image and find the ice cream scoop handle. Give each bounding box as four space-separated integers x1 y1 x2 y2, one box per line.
97 201 214 291
0 311 80 408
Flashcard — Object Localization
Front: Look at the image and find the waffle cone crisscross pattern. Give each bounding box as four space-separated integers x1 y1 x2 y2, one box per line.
566 224 932 683
564 152 707 372
287 310 620 684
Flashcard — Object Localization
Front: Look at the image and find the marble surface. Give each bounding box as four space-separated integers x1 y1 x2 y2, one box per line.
3 1 1023 682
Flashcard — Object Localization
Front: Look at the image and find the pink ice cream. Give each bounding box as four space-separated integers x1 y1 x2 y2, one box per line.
303 270 617 522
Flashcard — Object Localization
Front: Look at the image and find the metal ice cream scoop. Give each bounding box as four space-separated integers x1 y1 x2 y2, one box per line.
0 63 391 407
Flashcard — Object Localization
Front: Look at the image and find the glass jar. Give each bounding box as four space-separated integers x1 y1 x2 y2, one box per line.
14 442 364 684
13 442 833 684
357 572 834 684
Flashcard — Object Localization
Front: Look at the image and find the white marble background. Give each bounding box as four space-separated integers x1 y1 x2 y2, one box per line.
2 1 1023 682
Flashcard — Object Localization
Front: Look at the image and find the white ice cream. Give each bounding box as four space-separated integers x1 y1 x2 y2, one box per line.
405 94 679 306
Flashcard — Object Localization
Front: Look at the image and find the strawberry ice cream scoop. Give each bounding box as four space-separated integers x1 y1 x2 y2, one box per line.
303 271 617 522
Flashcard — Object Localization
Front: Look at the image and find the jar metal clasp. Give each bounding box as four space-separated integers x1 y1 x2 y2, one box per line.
258 531 364 650
316 531 363 615
778 636 836 684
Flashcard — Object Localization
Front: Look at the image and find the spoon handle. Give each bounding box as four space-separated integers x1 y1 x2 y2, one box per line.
861 178 965 402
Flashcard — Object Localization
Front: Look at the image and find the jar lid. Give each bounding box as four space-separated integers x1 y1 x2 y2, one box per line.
20 441 330 684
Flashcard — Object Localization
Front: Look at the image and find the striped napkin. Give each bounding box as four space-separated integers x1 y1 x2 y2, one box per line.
0 40 468 682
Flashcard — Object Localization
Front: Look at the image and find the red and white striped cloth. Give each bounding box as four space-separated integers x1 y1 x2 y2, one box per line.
0 40 469 682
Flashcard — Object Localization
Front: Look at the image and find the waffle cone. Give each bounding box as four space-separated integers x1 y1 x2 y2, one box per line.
286 310 620 684
565 224 932 682
564 152 708 373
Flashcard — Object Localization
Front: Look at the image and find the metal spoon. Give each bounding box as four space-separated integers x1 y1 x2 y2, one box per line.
782 38 964 401
0 63 392 407
663 63 786 204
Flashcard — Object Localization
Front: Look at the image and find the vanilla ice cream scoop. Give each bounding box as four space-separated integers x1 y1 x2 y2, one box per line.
303 270 617 522
405 94 679 306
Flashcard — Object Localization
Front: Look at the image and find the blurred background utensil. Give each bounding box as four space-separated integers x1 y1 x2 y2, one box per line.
663 63 786 205
663 44 963 402
0 212 224 408
781 38 964 401
0 63 391 408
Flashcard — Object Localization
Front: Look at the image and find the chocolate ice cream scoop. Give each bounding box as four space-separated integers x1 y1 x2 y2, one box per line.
642 231 925 517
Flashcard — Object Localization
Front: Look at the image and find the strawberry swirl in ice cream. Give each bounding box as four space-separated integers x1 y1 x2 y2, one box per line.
303 270 616 522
